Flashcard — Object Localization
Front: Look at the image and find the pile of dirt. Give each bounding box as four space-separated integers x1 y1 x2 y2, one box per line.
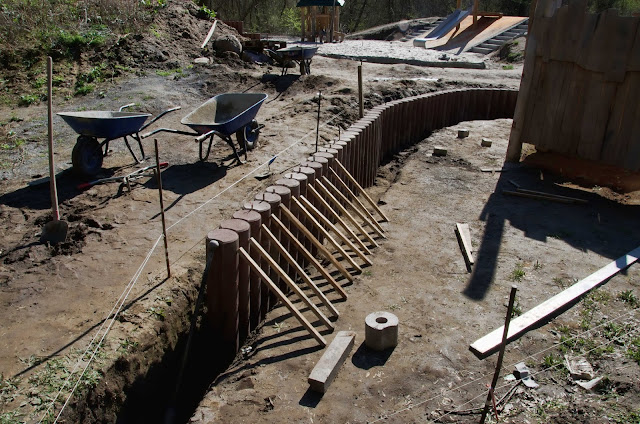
0 1 244 106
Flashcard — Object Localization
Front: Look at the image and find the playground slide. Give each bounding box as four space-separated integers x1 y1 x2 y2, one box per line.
414 7 472 46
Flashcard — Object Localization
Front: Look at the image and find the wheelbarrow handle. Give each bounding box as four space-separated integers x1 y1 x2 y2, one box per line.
196 129 218 143
119 103 136 111
139 106 182 132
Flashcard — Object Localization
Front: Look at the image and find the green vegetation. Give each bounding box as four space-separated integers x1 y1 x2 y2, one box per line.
618 290 639 308
502 64 514 70
510 263 525 282
147 306 166 321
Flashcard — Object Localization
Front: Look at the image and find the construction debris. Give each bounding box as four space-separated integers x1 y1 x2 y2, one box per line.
433 146 448 156
455 222 474 268
481 138 492 147
514 362 538 388
458 129 470 138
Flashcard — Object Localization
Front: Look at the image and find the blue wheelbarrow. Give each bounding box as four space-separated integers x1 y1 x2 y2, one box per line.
142 92 268 164
58 104 180 176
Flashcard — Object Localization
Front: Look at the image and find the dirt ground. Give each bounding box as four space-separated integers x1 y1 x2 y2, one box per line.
0 3 639 423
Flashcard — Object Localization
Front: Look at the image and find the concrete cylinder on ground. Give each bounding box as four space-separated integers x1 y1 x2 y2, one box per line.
219 219 251 344
243 200 272 321
206 228 240 356
232 209 262 331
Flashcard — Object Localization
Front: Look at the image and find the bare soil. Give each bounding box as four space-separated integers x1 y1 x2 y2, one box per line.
0 3 639 423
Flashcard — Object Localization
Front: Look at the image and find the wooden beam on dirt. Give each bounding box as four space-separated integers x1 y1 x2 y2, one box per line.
470 245 640 359
261 224 339 318
308 330 356 393
240 247 326 347
503 190 586 205
455 223 474 267
200 19 218 49
271 215 348 300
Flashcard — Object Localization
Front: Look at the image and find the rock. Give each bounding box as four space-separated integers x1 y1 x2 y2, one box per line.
565 355 595 381
481 138 492 147
193 57 210 65
215 34 242 55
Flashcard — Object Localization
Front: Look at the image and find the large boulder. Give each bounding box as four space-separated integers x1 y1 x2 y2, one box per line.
214 34 242 55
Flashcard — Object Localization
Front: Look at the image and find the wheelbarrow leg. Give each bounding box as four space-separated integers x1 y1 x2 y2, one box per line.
123 135 143 164
222 135 246 164
199 134 214 161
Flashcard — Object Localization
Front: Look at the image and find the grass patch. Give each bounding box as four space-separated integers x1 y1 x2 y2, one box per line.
156 68 183 77
502 64 514 70
510 263 525 282
618 290 639 308
18 94 41 106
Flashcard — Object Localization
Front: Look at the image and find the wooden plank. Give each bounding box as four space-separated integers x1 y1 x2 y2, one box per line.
292 197 363 272
299 195 372 265
503 190 584 204
516 188 588 204
200 20 218 49
250 238 334 331
240 247 326 347
333 160 389 222
314 180 378 248
329 167 385 236
322 177 386 239
308 331 356 393
470 245 640 358
455 223 474 266
280 204 355 283
307 185 373 256
271 215 348 300
261 225 339 318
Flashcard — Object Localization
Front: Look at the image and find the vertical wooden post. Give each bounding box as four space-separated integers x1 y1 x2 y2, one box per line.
154 140 171 278
479 286 518 424
206 229 239 356
219 219 251 344
358 64 364 118
232 209 262 331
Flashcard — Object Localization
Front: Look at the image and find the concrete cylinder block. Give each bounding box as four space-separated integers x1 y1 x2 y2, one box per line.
365 311 398 351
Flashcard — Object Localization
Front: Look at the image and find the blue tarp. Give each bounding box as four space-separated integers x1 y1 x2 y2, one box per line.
296 0 345 7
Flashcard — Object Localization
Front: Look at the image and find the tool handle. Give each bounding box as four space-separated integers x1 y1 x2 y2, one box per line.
196 130 216 143
47 57 60 222
77 182 93 191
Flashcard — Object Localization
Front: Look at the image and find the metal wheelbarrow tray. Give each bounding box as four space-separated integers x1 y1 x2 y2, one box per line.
143 92 268 163
268 46 318 76
58 104 179 176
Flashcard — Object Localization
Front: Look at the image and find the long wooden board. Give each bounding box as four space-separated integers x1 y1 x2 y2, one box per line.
470 245 640 358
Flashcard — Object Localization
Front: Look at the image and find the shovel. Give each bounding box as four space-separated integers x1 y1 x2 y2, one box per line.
40 56 68 244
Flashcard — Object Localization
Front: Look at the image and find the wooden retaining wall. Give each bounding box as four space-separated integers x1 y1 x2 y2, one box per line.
206 87 518 353
507 0 640 171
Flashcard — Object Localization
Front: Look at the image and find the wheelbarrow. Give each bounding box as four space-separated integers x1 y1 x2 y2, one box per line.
58 104 180 176
267 46 318 76
142 92 268 164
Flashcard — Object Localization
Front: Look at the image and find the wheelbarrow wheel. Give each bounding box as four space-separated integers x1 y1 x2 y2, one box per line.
236 120 260 151
72 135 103 176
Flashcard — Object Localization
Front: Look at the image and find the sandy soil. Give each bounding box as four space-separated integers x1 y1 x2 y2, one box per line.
0 4 638 422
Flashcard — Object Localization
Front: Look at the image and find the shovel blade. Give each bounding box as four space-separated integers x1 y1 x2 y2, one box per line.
40 220 69 245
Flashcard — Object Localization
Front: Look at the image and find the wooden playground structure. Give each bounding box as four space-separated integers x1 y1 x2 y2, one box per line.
297 0 345 43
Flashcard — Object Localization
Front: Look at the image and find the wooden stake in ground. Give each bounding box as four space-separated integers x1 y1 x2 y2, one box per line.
155 140 171 278
261 225 339 318
479 285 517 424
271 215 348 300
307 185 372 255
240 247 327 347
358 64 364 118
279 204 355 282
292 197 362 272
334 159 389 222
